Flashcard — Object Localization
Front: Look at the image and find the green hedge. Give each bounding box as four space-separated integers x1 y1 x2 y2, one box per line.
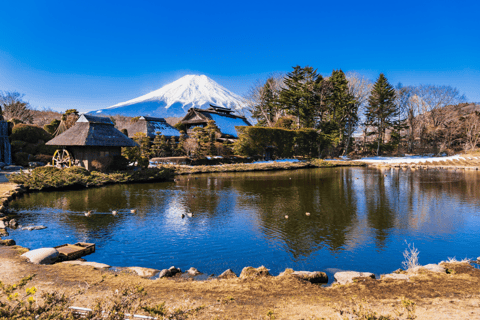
233 127 326 158
9 124 52 143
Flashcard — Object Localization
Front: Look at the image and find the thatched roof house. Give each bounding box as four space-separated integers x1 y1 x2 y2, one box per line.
46 114 137 170
118 116 181 139
180 105 251 139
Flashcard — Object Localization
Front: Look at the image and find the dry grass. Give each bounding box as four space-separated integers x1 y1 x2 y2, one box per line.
2 247 480 319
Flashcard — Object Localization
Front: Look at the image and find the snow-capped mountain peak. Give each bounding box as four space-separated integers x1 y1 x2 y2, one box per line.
90 75 249 118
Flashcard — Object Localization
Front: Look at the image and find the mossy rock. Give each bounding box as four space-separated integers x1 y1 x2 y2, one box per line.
239 266 271 279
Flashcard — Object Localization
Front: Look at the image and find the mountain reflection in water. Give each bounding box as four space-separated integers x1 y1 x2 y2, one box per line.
8 167 480 279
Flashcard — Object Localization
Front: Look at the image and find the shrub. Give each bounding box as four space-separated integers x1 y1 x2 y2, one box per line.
234 126 325 159
63 166 90 176
10 140 27 150
9 124 51 144
91 157 113 173
402 241 420 270
32 166 61 175
13 152 30 166
109 155 130 171
34 154 53 164
137 157 149 169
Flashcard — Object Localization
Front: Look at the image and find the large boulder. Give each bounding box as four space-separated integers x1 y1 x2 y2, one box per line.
127 267 160 278
168 266 182 275
334 271 376 285
0 220 6 229
279 269 328 284
187 267 201 276
158 269 172 279
218 269 237 279
62 261 111 269
239 266 271 279
22 248 59 265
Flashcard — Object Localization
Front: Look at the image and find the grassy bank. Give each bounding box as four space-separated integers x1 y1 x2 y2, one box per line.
8 166 174 191
168 159 366 175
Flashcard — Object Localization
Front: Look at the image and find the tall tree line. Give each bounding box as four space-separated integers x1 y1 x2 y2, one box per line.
247 66 469 156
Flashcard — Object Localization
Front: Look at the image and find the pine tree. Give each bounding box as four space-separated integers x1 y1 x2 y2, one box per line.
365 74 398 155
175 131 186 156
168 136 177 156
327 70 356 154
278 66 323 128
152 131 169 157
205 120 220 156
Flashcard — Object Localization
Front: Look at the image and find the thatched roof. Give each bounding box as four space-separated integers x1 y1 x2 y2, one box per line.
46 114 137 147
181 105 251 138
118 116 181 139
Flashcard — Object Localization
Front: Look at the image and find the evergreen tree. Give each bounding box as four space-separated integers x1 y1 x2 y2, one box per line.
205 120 220 156
365 74 398 155
151 131 169 157
278 66 323 128
168 136 177 156
132 132 152 159
192 126 208 158
326 70 356 154
176 131 186 156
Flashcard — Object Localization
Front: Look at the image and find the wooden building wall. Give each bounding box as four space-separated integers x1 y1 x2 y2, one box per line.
70 146 121 171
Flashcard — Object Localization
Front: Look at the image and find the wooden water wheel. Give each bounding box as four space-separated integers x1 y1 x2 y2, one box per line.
52 149 73 168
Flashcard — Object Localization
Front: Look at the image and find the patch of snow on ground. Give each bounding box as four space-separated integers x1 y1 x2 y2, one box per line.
253 159 301 164
354 154 470 164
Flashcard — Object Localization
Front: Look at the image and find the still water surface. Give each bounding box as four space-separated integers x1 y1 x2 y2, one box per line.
8 167 480 280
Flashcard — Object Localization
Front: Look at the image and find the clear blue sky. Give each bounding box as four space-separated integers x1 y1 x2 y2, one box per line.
0 0 479 113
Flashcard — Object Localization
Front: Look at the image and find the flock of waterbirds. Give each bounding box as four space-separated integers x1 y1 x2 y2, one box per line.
84 209 137 217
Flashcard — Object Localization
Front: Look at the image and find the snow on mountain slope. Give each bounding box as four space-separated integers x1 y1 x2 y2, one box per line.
90 75 250 118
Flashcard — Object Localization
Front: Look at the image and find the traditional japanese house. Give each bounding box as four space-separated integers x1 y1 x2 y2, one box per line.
180 105 251 139
118 116 181 139
46 114 137 170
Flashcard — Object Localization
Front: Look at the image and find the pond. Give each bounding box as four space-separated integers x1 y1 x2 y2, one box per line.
7 167 480 281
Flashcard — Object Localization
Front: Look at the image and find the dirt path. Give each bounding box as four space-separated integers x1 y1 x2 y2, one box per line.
1 246 480 319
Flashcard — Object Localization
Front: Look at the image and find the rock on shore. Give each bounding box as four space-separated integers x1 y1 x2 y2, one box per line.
218 269 237 279
240 266 271 279
279 269 328 283
127 267 160 278
22 248 59 265
334 271 376 285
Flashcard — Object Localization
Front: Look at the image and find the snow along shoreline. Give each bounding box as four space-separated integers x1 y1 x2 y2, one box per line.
352 154 471 164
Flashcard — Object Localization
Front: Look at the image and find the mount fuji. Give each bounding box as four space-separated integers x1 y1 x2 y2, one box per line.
89 75 250 118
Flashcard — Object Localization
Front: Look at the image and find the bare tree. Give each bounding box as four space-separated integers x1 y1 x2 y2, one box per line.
345 72 372 154
246 73 285 127
0 91 34 123
396 84 418 152
414 85 466 152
